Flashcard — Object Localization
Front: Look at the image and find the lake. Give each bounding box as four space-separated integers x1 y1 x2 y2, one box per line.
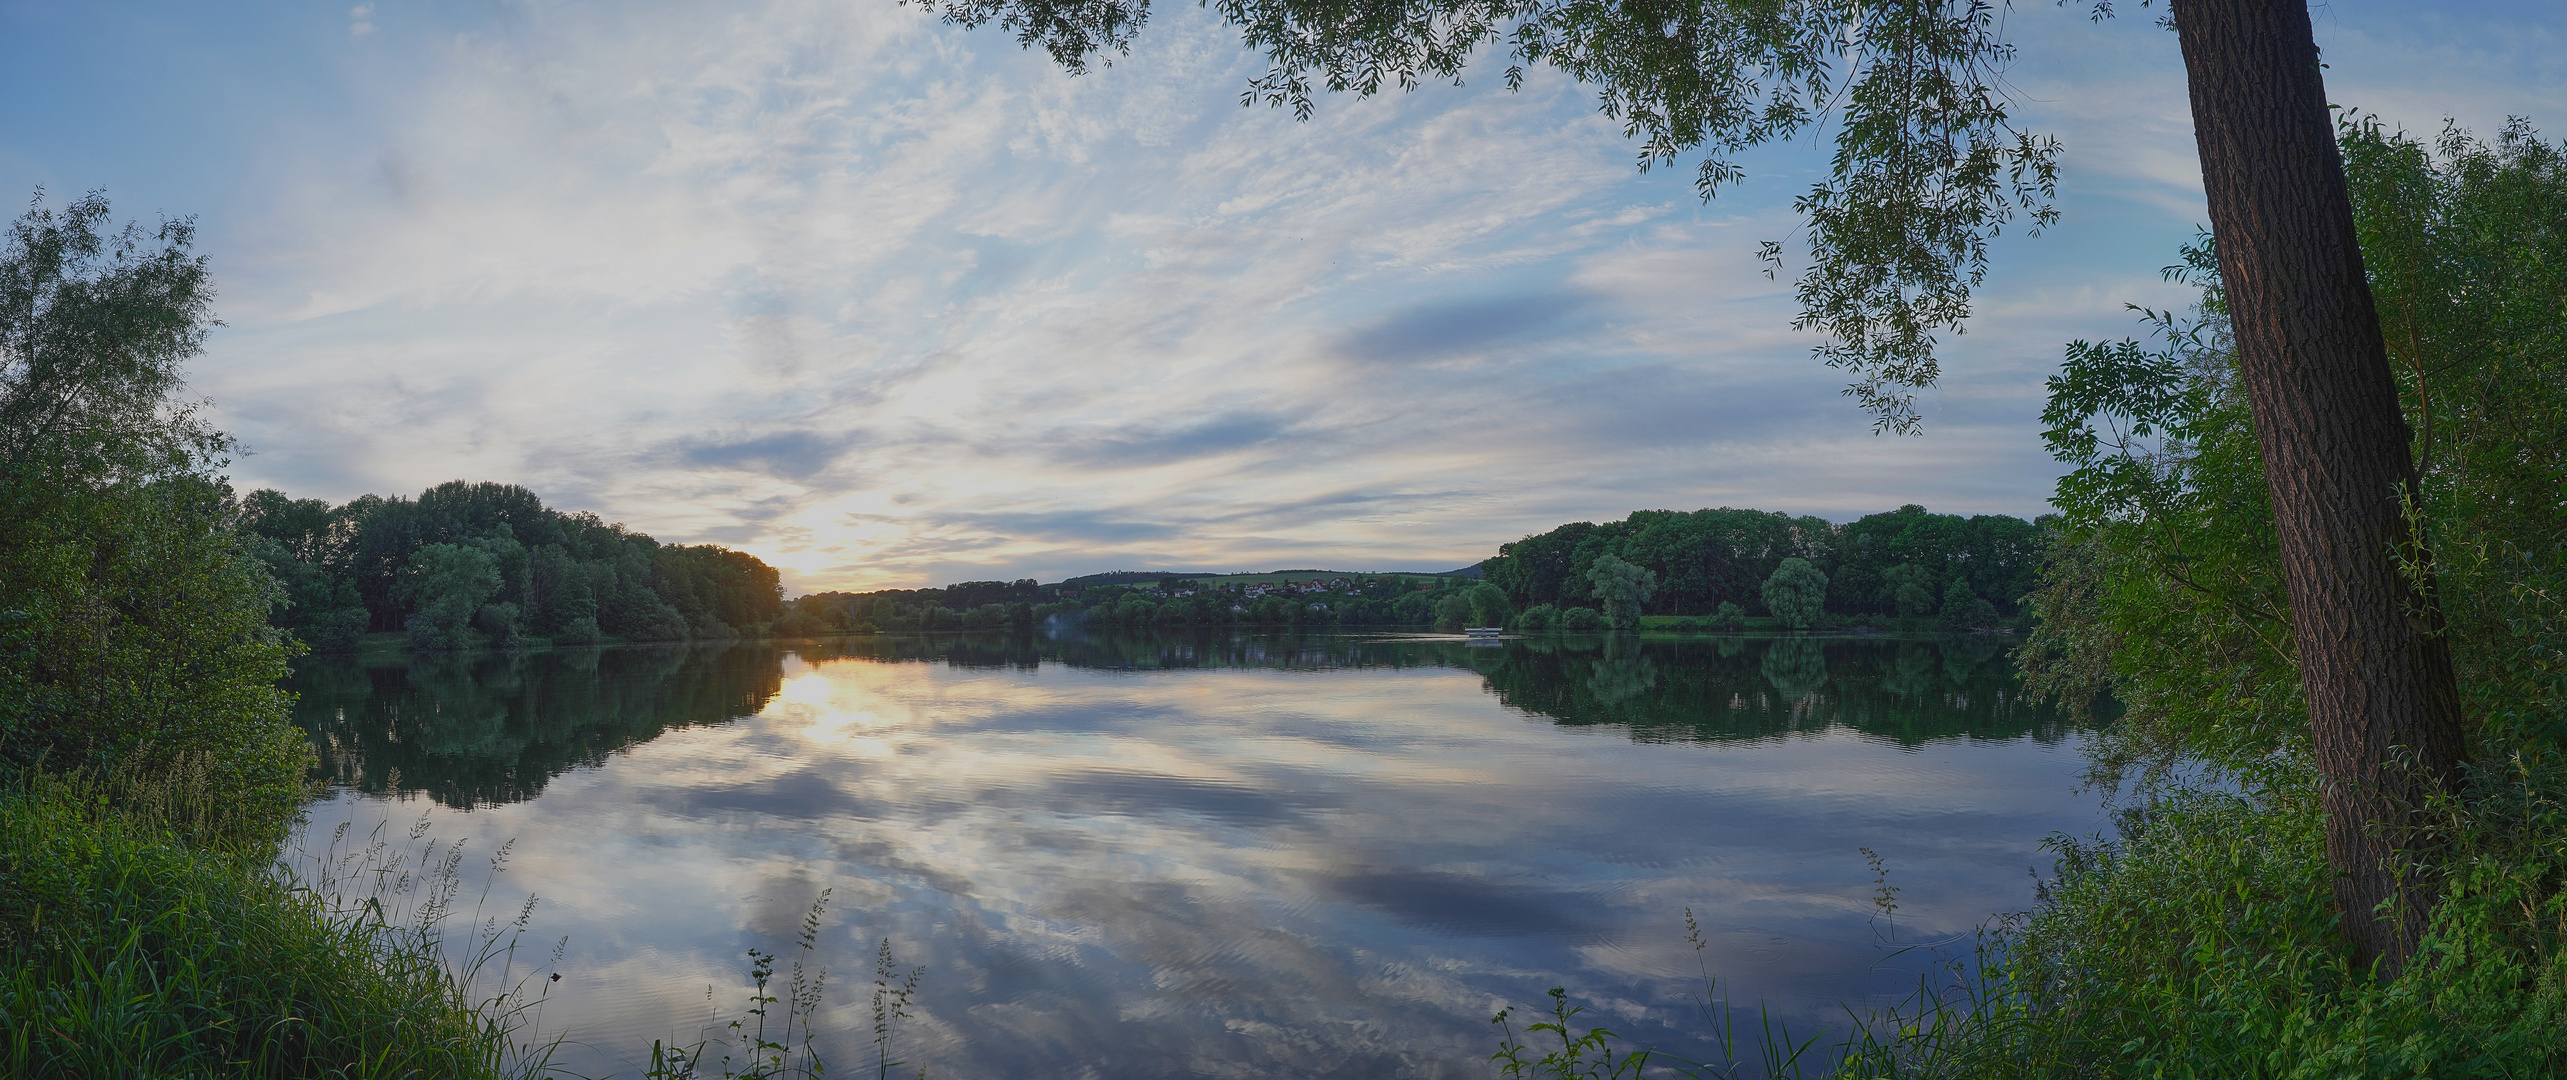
285 631 2106 1078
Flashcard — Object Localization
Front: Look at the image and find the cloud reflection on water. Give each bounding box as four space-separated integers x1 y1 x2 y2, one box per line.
290 634 2103 1078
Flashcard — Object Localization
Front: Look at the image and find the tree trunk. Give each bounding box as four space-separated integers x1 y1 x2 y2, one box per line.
2169 0 2469 975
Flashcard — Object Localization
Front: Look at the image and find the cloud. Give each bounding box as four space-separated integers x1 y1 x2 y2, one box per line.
1322 866 1609 940
1335 290 1596 367
9 0 2562 591
676 429 866 480
1038 411 1298 469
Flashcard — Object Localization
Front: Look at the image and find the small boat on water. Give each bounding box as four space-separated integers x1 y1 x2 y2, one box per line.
1463 626 1505 637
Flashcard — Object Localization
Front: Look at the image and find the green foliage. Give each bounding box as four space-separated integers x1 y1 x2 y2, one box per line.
0 773 550 1078
647 893 845 1080
1586 554 1656 631
1938 573 1997 631
1713 600 1746 631
0 191 222 485
1483 505 2041 625
1832 765 2567 1079
2339 116 2567 755
802 515 2042 638
1517 603 1559 632
0 193 308 832
1759 558 1825 630
1491 987 1653 1080
1919 113 2567 1077
2023 114 2567 775
1432 591 1475 632
1880 564 1937 618
1558 606 1605 633
0 478 312 837
2019 232 2300 772
244 480 786 652
400 542 505 651
1485 111 2567 1080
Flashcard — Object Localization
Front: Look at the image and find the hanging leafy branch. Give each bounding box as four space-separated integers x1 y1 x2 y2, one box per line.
906 0 2061 431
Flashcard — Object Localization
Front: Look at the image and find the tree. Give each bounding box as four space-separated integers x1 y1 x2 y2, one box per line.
0 193 308 839
2170 0 2465 974
1585 553 1656 631
2032 117 2567 973
1939 571 1997 630
397 543 503 651
1760 637 1830 700
1882 563 1939 618
1761 557 1826 629
1467 581 1514 627
920 0 2470 971
1431 591 1475 631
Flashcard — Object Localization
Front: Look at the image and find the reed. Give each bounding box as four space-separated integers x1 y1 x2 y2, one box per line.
0 768 560 1078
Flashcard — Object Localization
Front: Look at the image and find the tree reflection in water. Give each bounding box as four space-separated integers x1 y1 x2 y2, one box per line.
290 631 2072 811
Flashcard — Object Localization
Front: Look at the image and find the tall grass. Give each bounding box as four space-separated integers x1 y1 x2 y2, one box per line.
1496 757 2567 1079
0 767 560 1079
1827 758 2567 1079
644 891 843 1080
641 917 928 1080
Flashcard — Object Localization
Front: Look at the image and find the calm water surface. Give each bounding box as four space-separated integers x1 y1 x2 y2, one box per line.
287 632 2105 1078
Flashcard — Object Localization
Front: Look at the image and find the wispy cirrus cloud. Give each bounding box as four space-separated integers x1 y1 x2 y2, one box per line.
4 0 2560 590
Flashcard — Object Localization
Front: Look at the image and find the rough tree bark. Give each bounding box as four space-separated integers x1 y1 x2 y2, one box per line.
2170 0 2470 975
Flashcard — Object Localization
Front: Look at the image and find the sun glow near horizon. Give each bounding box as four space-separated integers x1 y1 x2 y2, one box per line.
6 1 2562 592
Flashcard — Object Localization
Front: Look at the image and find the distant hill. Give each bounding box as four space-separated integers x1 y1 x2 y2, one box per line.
1052 566 1482 588
1054 570 1225 588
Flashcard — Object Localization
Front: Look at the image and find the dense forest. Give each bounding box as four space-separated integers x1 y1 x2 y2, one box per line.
774 504 2046 638
241 480 2041 650
242 481 783 651
1480 504 2047 623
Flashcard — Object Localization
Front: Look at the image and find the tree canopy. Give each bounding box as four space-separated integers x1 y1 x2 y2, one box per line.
242 480 788 652
0 193 307 834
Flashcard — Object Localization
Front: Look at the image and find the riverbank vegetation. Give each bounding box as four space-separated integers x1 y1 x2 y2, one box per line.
1884 114 2567 1079
0 193 555 1076
237 484 2036 650
242 481 786 652
1509 114 2567 1080
776 503 2043 639
0 772 549 1078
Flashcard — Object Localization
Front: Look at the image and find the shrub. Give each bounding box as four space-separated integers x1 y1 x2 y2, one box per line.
0 478 312 835
0 774 548 1078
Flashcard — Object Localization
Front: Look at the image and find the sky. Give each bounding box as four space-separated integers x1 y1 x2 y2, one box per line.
5 1 2563 592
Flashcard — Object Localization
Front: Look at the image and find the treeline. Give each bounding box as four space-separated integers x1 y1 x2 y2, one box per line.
1481 504 2046 628
779 573 1500 634
772 503 2046 637
242 480 783 651
244 490 2045 649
